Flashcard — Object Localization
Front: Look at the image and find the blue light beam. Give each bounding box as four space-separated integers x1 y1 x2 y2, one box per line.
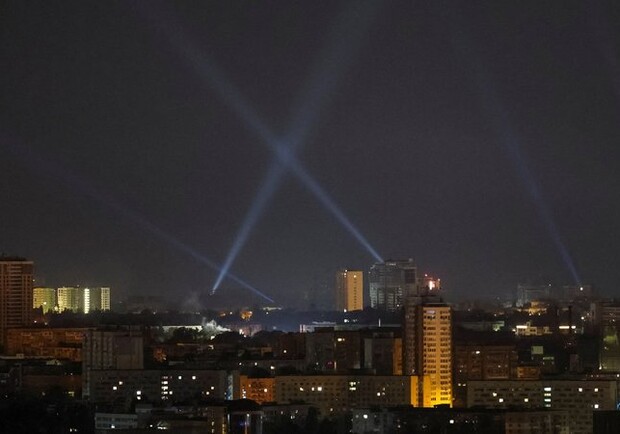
211 1 381 292
210 157 287 292
139 2 384 289
0 135 275 303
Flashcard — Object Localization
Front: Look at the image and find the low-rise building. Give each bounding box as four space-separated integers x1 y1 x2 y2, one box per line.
505 410 569 434
275 374 417 415
467 379 618 434
5 327 88 361
454 344 518 407
88 369 235 409
351 407 569 434
95 413 138 430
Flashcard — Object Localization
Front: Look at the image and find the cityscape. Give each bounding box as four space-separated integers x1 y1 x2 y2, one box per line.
2 255 620 433
2 1 620 434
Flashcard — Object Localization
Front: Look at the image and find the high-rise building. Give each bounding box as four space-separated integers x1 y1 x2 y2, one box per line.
335 269 363 312
57 286 82 312
403 296 452 407
0 257 34 346
57 286 111 313
33 287 56 313
369 259 417 311
84 287 111 313
595 301 620 372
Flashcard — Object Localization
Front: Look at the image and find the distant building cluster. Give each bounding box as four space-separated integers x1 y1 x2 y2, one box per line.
1 256 110 347
34 286 111 314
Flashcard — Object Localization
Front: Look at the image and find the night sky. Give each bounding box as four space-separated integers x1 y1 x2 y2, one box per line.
2 1 619 307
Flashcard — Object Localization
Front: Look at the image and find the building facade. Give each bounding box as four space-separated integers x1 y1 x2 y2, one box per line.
84 287 111 313
57 286 82 312
596 301 620 372
369 259 417 311
453 344 518 407
0 257 34 347
33 287 56 313
467 379 618 434
274 374 417 415
5 327 88 361
57 286 111 313
82 328 145 398
240 376 275 403
403 298 452 407
335 269 363 312
88 369 232 406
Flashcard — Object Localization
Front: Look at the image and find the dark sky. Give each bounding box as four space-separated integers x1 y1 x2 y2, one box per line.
2 1 619 308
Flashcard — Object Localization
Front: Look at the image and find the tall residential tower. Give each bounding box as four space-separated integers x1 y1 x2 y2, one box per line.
335 269 363 312
403 298 452 407
0 257 34 346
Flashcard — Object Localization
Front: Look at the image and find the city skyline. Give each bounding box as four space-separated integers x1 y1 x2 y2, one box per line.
2 2 620 307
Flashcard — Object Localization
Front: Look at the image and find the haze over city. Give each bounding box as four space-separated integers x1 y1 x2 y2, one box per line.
2 1 620 307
